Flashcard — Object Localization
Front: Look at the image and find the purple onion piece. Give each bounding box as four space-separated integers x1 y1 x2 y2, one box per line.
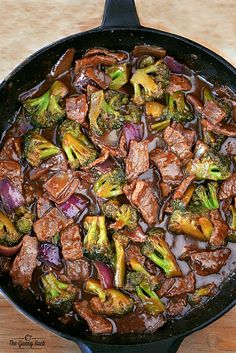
164 56 185 73
94 260 114 289
94 159 115 174
0 178 25 212
38 243 62 269
122 122 144 147
57 194 89 219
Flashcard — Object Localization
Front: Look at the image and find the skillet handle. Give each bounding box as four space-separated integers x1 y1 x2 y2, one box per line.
101 0 141 29
76 336 184 353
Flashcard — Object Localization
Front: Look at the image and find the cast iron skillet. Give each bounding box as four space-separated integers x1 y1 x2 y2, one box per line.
0 1 236 352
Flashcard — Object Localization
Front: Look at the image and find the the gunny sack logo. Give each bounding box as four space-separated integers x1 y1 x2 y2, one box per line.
9 334 45 349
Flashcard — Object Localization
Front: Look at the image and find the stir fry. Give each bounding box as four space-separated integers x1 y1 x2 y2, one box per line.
0 45 236 335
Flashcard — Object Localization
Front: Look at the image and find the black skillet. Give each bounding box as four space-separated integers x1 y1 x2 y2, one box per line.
0 1 236 352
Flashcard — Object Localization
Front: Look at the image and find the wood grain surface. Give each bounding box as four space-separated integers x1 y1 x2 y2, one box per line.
0 1 236 352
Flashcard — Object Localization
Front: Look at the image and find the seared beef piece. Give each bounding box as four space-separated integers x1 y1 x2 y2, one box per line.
91 134 127 158
87 84 100 96
158 272 195 298
84 48 127 61
180 248 231 276
173 175 195 200
125 242 145 266
220 137 236 156
0 160 23 193
144 259 166 285
33 207 73 242
123 179 158 225
10 235 38 289
209 210 229 247
84 67 111 89
167 74 192 94
150 148 183 186
159 182 172 198
43 171 80 204
65 258 91 282
133 45 166 58
29 152 68 181
66 95 88 125
186 94 203 113
74 55 117 73
219 173 236 200
125 140 149 181
36 196 53 218
163 122 195 162
0 137 21 161
202 100 227 124
201 119 236 137
61 224 83 261
122 226 147 243
166 295 187 317
81 148 109 171
74 300 113 335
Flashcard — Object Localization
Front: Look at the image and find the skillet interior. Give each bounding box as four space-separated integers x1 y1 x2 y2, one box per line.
0 27 236 347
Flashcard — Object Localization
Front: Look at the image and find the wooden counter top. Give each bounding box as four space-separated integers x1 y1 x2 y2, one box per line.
0 1 235 352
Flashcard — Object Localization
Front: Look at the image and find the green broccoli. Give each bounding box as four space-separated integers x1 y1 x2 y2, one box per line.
227 205 236 242
85 278 133 316
14 206 34 234
131 59 169 105
164 92 193 122
0 211 22 247
59 119 97 169
106 63 129 90
23 81 68 128
83 215 112 262
94 168 126 199
151 118 171 131
141 228 182 278
136 283 165 316
24 130 59 167
102 199 138 230
192 182 219 210
188 283 216 305
129 258 160 290
41 272 76 314
112 233 129 288
186 150 230 181
202 130 225 151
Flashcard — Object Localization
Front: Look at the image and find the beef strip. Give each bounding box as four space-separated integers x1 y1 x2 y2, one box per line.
125 242 145 266
209 210 229 247
144 259 166 285
159 181 172 198
122 226 147 243
65 258 91 282
74 300 113 335
81 148 110 171
66 95 88 125
10 235 38 289
29 152 68 181
150 148 183 186
74 56 117 73
167 74 192 94
33 207 73 242
158 272 195 297
125 140 149 181
0 160 23 193
123 179 159 225
186 94 203 113
36 196 53 218
173 175 195 200
84 67 111 89
219 173 236 200
0 137 21 161
60 224 83 261
166 295 188 317
43 171 80 204
180 248 231 276
163 122 195 162
84 48 127 61
201 118 236 137
202 100 227 124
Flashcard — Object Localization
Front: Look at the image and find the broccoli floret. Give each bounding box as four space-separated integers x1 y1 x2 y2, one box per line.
83 215 112 262
202 130 225 151
141 228 182 278
151 118 171 131
193 182 219 210
85 278 133 316
0 211 21 247
94 168 126 198
131 59 169 105
41 272 76 314
14 206 34 234
146 101 165 119
112 233 129 288
102 200 138 230
59 119 97 169
23 81 68 128
169 206 213 241
228 206 236 242
106 63 129 90
89 90 105 135
24 130 59 167
136 283 165 316
129 258 160 290
164 92 193 122
186 150 230 181
188 283 216 305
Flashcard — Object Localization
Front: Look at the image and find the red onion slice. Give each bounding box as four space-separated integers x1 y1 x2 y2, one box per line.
122 123 144 147
0 178 25 212
38 243 62 269
57 194 89 219
94 260 114 289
